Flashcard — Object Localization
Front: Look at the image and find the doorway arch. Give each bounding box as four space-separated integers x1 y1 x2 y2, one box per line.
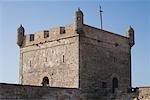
112 77 118 93
41 76 49 86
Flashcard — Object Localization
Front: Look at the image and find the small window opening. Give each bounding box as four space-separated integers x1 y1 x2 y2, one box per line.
97 40 101 42
112 77 118 93
29 60 31 67
102 82 107 88
44 30 49 38
63 29 66 33
30 34 34 41
41 76 49 86
60 27 66 34
63 55 65 63
114 57 117 62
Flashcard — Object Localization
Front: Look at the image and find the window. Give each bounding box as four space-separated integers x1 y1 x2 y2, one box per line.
44 30 49 38
41 76 49 86
30 34 34 41
29 60 31 67
62 29 66 33
97 40 101 42
102 82 107 88
62 55 65 63
112 77 118 93
114 57 117 62
60 27 65 34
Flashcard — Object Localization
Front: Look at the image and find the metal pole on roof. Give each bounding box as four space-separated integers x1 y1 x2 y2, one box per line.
99 4 103 30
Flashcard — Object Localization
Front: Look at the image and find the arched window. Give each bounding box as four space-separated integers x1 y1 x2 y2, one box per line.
41 76 49 86
112 77 118 93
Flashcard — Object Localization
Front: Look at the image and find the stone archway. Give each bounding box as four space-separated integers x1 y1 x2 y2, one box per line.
41 76 49 86
112 77 118 93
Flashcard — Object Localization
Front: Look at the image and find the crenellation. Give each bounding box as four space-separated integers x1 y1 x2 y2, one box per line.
60 27 66 34
22 24 75 47
24 34 32 46
30 34 34 41
43 30 49 38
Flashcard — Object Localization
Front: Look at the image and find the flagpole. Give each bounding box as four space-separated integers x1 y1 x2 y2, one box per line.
99 5 103 29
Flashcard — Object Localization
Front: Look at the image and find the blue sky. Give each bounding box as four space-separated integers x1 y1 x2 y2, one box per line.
0 0 149 87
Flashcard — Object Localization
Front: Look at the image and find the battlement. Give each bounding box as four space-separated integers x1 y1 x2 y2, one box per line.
21 23 131 48
22 24 75 47
17 8 134 48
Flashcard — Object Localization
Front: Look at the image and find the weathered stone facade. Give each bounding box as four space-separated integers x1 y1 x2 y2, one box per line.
79 25 132 95
19 25 79 88
0 8 149 100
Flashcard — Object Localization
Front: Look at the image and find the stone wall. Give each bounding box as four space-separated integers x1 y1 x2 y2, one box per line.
0 83 83 100
79 24 131 95
20 28 79 88
1 83 149 100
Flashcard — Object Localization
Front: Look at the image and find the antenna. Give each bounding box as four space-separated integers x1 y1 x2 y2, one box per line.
99 4 103 29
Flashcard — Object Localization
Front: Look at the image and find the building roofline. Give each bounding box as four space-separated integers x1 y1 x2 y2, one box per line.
84 24 128 39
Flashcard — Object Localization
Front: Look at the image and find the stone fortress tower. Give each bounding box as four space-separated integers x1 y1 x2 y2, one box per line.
16 8 136 98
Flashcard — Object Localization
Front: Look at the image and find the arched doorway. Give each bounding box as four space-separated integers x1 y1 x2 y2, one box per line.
112 77 118 93
41 76 49 86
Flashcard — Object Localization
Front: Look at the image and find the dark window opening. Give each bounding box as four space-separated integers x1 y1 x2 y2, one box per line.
97 40 101 42
30 34 34 41
112 77 118 93
63 29 66 33
60 27 66 34
63 55 65 63
41 76 49 86
102 82 107 88
44 30 49 38
114 57 117 62
29 60 31 67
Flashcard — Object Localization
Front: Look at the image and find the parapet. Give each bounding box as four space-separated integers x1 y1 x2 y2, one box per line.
22 24 76 47
17 9 134 48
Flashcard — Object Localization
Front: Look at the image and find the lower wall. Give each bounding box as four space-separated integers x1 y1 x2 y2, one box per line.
0 83 83 100
0 83 149 100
